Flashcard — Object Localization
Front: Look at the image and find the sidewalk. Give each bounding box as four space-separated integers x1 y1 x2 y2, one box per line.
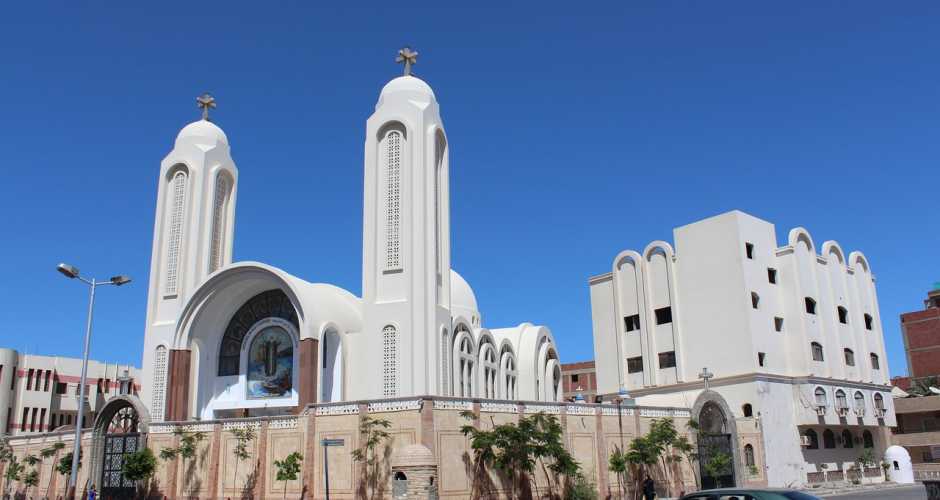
800 481 910 497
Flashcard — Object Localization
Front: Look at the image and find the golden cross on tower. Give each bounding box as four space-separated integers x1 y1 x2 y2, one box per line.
196 93 216 121
395 47 418 76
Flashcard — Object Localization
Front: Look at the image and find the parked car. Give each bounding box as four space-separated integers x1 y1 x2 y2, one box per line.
679 489 821 500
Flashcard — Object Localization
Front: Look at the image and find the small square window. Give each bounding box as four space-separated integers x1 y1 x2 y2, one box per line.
55 383 67 395
758 352 766 367
624 314 640 332
767 268 777 284
627 356 643 374
774 317 784 332
571 374 579 383
658 351 676 369
745 242 754 259
654 307 672 325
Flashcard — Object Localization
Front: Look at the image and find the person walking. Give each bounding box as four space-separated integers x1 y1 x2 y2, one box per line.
87 484 96 500
642 475 656 500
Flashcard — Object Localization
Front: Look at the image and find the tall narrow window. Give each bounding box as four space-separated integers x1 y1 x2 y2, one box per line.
823 429 835 449
745 242 754 259
440 329 450 396
751 292 760 309
805 297 817 315
805 429 818 449
774 317 784 332
863 430 874 448
744 444 755 467
382 326 398 397
811 342 824 362
151 346 167 422
757 352 766 367
814 387 827 407
165 169 188 295
864 314 874 330
434 130 446 289
844 348 855 367
384 130 403 271
837 306 849 324
767 268 777 284
842 430 854 448
208 174 229 273
870 353 880 370
26 369 33 391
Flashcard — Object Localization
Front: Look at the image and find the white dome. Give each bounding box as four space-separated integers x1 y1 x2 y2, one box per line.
450 270 478 318
175 119 228 147
377 76 435 106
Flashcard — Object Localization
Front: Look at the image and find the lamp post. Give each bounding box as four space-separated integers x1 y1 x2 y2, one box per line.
57 263 130 498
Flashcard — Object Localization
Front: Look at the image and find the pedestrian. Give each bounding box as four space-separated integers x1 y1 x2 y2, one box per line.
87 484 96 500
642 474 656 500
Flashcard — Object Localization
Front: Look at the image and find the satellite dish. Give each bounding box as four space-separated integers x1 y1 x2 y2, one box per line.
929 387 940 395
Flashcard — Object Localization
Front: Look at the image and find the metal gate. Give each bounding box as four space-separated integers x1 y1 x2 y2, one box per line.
698 433 735 490
101 433 140 499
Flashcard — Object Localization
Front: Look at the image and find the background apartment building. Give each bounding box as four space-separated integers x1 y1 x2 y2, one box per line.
0 348 140 436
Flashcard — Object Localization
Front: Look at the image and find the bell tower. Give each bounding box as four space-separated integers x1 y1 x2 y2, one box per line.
357 49 452 399
140 94 239 421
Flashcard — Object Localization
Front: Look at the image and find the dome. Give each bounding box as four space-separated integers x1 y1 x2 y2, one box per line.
391 444 436 467
175 119 228 147
450 270 478 318
377 76 435 106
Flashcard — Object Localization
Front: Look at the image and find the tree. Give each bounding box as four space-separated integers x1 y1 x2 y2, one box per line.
0 438 15 498
56 448 82 493
122 448 158 498
608 447 628 499
273 451 302 500
350 416 392 500
855 449 876 484
40 441 66 498
647 418 680 496
4 455 24 498
626 435 660 500
701 447 732 489
229 426 256 492
22 454 40 498
159 429 207 495
672 436 699 491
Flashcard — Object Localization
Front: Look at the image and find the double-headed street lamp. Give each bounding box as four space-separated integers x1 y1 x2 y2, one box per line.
57 263 130 496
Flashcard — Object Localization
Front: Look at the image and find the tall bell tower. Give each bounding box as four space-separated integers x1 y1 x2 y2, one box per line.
140 95 238 421
357 49 452 399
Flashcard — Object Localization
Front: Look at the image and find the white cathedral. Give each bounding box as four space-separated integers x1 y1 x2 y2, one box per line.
139 56 562 422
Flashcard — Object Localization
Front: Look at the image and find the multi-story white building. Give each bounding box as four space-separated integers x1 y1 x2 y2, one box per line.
589 210 895 488
0 348 140 436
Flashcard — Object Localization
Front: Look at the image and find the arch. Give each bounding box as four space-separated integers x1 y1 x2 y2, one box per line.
811 342 824 362
743 444 755 467
478 339 498 399
854 391 866 412
498 344 518 400
209 170 234 273
874 392 885 410
804 429 819 449
89 395 152 492
320 328 343 402
383 325 398 397
842 429 854 448
805 297 817 315
814 387 827 407
164 165 189 296
788 227 816 253
453 325 476 397
218 289 300 376
822 241 846 265
835 389 848 409
742 403 753 417
864 313 874 330
642 240 675 261
848 251 871 275
823 429 835 449
691 391 743 487
863 430 874 448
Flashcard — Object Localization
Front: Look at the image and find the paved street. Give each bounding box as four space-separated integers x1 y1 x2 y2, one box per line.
825 484 927 499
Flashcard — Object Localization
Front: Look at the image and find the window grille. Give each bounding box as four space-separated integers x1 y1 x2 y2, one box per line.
165 170 187 295
209 174 228 273
151 346 168 421
383 326 398 397
384 131 402 271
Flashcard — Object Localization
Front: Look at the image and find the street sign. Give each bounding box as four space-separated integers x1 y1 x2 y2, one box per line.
321 438 345 447
321 438 345 500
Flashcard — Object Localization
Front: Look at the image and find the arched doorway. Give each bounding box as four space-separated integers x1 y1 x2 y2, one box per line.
697 401 736 489
91 396 150 500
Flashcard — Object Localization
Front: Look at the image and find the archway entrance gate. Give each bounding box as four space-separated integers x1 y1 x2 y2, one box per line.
100 406 141 499
697 401 736 489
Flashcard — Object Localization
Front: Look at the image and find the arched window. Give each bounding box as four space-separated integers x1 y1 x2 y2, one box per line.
500 349 517 400
218 289 299 376
864 313 874 330
742 403 753 417
811 342 824 362
870 353 880 370
455 331 475 397
835 390 848 410
837 306 849 324
165 169 188 295
874 393 885 411
751 292 760 309
151 345 168 422
862 430 874 448
854 391 865 414
805 297 817 315
208 173 230 273
321 329 343 402
440 328 450 396
383 128 404 271
814 387 827 407
434 130 446 288
479 343 498 399
382 326 398 397
844 348 855 367
805 429 819 449
744 444 755 467
842 430 854 448
822 429 835 449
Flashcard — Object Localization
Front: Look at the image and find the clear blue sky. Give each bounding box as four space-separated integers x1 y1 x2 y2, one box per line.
0 3 937 378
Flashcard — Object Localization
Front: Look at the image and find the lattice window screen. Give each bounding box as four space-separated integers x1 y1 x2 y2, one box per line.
151 346 168 422
165 170 187 295
384 131 402 270
441 329 450 396
382 326 398 397
209 174 228 273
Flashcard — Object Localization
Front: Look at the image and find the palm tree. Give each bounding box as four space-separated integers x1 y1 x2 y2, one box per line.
40 442 66 498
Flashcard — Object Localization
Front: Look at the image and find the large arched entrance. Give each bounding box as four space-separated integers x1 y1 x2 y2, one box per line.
91 396 150 499
697 400 736 489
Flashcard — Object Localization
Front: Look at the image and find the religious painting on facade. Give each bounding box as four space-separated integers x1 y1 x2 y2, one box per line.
247 326 293 398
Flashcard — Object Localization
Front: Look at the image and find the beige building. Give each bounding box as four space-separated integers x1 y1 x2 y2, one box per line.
0 348 140 436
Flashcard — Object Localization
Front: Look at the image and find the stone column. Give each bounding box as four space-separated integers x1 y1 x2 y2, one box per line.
206 423 223 498
253 420 270 499
595 410 610 499
298 338 319 413
419 398 436 454
302 413 318 499
165 349 191 422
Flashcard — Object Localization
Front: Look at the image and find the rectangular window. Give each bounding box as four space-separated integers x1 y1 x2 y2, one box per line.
5 408 10 433
758 352 766 367
43 370 51 392
654 307 672 325
30 407 37 432
864 314 874 330
26 369 33 391
571 374 580 383
767 268 777 284
774 317 784 332
39 408 46 432
20 407 28 432
658 351 677 369
844 349 855 367
624 314 641 332
10 367 15 389
56 382 67 395
627 356 643 374
745 242 754 259
870 353 880 370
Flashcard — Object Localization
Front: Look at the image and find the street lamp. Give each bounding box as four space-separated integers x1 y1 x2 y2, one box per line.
57 263 130 497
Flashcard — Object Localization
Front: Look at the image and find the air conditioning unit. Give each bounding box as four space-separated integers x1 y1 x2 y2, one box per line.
800 435 811 447
854 407 865 417
815 405 827 416
874 408 885 418
836 406 849 417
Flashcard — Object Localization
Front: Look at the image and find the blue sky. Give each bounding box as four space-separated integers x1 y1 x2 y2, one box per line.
0 2 937 378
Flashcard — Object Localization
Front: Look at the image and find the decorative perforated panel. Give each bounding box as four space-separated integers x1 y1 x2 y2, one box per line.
383 326 398 397
165 170 187 295
151 346 167 422
384 131 402 271
208 174 228 273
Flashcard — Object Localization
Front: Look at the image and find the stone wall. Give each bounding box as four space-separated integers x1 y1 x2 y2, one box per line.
1 397 699 499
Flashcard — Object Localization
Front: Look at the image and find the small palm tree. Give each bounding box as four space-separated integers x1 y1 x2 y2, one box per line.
40 442 66 497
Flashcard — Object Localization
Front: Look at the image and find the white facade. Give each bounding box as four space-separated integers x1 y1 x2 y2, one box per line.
0 348 140 436
142 73 562 422
589 210 895 487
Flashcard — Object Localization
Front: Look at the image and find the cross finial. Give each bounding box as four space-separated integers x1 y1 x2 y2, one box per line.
698 367 714 392
196 93 216 121
395 47 418 76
